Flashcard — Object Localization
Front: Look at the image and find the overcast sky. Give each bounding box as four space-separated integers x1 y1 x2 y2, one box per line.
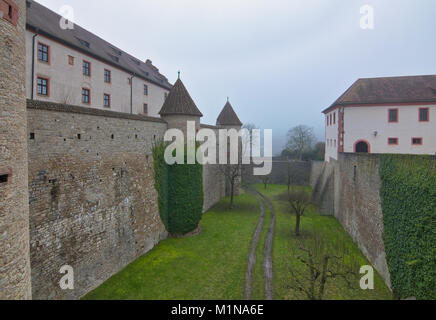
38 0 436 154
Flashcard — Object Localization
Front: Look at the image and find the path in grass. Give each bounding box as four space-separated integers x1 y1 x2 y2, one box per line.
257 191 275 300
244 193 265 300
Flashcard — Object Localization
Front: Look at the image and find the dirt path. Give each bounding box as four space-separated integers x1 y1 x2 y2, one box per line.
257 191 275 300
244 192 265 300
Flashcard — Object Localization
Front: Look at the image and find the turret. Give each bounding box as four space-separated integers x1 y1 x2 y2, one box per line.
216 100 243 131
159 77 203 135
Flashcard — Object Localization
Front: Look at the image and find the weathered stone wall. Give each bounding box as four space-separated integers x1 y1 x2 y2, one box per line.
0 0 32 300
243 159 312 187
26 100 168 299
311 153 391 286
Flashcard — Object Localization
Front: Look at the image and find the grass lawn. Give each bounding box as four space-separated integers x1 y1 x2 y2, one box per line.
84 184 393 300
254 184 393 300
83 191 260 300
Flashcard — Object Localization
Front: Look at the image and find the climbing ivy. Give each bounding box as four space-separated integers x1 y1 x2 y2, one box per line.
152 141 203 235
379 154 436 300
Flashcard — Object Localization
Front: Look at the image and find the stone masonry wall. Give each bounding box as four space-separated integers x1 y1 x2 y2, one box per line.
311 153 391 286
0 0 32 300
26 100 168 299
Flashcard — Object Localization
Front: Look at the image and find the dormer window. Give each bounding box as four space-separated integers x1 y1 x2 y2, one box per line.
77 37 90 48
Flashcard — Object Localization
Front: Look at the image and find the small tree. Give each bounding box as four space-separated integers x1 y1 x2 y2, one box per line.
287 235 358 300
278 189 312 236
261 175 270 190
285 125 315 161
220 163 241 210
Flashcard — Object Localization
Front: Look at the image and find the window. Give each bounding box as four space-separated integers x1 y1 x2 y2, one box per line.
144 84 148 96
412 138 423 145
68 55 74 66
419 108 429 122
164 92 168 100
103 94 110 107
329 114 332 125
83 60 91 76
333 112 336 125
82 88 90 104
104 69 111 83
388 138 398 145
38 43 49 63
143 103 148 114
37 77 49 96
388 109 398 123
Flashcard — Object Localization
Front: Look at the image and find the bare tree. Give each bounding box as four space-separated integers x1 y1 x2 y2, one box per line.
261 174 270 190
242 123 259 159
286 125 315 161
278 189 313 236
287 235 359 300
220 163 241 210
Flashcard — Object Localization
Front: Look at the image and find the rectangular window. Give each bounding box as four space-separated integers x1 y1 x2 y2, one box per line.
37 77 49 96
412 138 423 145
144 84 148 96
388 109 398 123
38 42 49 63
83 60 91 76
103 94 110 107
104 69 111 83
388 138 398 145
82 88 90 104
419 108 429 122
68 55 74 66
143 103 148 114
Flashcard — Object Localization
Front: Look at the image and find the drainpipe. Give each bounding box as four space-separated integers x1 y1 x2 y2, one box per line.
129 74 135 114
31 30 39 100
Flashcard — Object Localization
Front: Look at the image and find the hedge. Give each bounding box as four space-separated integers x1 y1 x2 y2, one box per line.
152 141 204 235
379 154 436 300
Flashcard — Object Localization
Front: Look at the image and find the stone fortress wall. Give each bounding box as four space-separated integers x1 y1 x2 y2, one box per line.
0 0 32 300
311 154 391 287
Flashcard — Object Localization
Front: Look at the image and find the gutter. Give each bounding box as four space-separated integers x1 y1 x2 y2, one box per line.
130 74 135 115
31 29 39 100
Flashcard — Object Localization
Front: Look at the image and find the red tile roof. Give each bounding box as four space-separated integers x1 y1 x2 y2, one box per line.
324 75 436 113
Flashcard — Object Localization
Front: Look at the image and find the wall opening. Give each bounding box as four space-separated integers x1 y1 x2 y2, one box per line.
8 5 12 18
0 174 9 184
354 140 370 153
30 133 35 140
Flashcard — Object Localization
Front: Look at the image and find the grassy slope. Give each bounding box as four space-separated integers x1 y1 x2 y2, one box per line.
84 192 260 300
254 184 393 300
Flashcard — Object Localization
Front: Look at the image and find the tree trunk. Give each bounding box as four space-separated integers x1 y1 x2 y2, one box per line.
229 181 234 209
295 213 301 236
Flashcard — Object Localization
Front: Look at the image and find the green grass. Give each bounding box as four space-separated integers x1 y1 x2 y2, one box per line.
84 184 393 300
83 191 260 300
254 184 393 300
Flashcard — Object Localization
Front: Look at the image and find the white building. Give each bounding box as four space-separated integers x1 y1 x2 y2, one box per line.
324 75 436 161
25 0 171 117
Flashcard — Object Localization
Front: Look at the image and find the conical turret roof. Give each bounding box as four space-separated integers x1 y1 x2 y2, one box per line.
159 78 203 117
216 101 242 126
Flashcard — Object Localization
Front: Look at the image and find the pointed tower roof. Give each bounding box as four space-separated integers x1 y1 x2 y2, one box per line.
159 78 203 117
216 101 242 126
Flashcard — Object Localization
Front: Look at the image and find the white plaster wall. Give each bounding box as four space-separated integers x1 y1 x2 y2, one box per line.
343 105 436 155
25 31 169 117
325 110 339 161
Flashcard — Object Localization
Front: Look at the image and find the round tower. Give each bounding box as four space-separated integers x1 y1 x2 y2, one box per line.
0 0 32 299
158 77 203 136
216 100 243 131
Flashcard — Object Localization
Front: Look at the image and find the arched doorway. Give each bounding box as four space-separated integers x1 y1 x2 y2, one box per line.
354 140 370 153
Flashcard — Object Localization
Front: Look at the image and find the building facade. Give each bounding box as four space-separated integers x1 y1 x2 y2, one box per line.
324 75 436 161
25 0 171 117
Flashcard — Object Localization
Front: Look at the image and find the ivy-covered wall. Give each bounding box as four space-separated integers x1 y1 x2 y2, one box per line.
380 155 436 300
152 142 204 235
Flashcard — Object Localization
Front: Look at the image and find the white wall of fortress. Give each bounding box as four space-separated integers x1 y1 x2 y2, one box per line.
25 31 170 117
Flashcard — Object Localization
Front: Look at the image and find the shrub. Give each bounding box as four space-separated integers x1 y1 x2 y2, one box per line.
152 141 204 235
380 154 436 300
